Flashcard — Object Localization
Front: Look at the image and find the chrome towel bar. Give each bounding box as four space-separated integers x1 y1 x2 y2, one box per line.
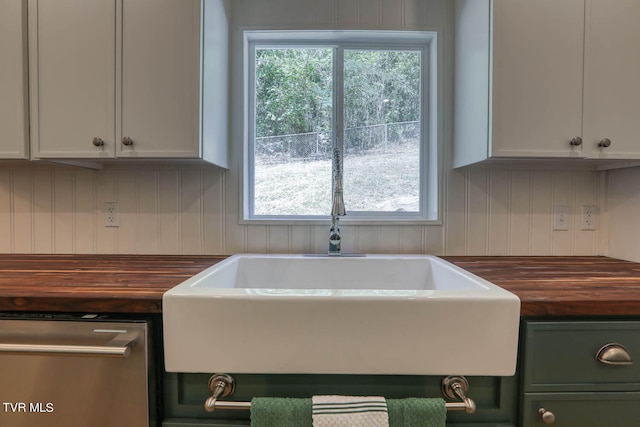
204 374 476 414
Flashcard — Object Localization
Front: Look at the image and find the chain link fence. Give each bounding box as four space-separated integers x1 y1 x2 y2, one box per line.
255 121 420 165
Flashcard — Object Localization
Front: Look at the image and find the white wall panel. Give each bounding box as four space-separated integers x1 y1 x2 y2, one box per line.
0 170 11 252
73 169 96 253
158 169 180 254
32 169 54 253
550 171 574 255
487 170 510 255
509 170 532 255
0 163 603 256
444 168 466 254
465 169 488 255
530 170 553 254
116 169 138 253
358 0 382 27
135 170 160 254
607 166 640 262
179 169 204 254
52 170 73 253
202 168 225 254
12 168 32 253
95 169 116 253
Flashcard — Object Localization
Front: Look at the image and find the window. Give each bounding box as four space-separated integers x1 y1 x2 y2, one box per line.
244 31 439 222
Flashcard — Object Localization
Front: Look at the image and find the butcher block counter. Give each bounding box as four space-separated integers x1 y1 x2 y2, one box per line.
0 255 224 313
0 255 640 316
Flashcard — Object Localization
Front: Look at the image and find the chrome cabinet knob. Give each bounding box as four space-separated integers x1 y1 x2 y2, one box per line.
598 138 611 148
539 408 556 424
122 136 134 146
569 136 582 146
92 137 105 147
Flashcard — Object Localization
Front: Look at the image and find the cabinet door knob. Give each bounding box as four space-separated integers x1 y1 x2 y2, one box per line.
539 408 556 424
569 136 582 146
122 136 134 146
598 138 611 148
92 137 105 147
596 343 633 365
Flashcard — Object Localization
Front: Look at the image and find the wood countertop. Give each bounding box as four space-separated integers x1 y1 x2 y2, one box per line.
0 255 639 316
443 256 640 317
0 255 223 313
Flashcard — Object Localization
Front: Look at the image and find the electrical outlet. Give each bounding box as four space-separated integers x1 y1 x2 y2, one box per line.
104 202 120 227
581 205 597 230
553 205 569 231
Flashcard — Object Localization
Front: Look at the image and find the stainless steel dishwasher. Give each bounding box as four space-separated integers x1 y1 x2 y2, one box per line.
0 313 155 427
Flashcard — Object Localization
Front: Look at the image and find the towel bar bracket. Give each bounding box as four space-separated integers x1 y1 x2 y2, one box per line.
204 373 476 414
441 376 476 414
204 373 236 412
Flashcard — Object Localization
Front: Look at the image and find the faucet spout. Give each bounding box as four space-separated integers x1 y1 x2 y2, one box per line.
329 148 346 255
331 148 346 216
329 215 341 255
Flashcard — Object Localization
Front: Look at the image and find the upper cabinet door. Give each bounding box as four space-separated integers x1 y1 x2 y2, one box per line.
583 0 640 159
29 0 116 158
490 0 585 159
118 0 201 158
454 0 585 167
0 0 29 159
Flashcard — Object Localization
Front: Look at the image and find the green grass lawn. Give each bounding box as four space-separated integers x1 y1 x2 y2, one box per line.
254 143 420 216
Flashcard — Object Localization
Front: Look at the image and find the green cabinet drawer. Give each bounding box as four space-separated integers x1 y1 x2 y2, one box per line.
522 392 640 427
523 321 640 392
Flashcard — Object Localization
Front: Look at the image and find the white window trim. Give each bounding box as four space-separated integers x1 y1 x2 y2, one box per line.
241 30 441 225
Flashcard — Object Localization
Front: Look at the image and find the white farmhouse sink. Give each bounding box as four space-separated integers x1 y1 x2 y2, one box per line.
163 254 520 375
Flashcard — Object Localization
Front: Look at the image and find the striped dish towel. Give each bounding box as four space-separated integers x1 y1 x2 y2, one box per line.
312 395 389 427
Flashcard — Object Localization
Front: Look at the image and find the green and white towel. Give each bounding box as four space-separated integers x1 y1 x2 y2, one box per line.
312 395 389 427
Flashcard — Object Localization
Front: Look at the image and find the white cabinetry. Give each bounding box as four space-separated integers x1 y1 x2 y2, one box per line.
29 0 116 159
583 0 640 160
28 0 229 167
119 0 201 159
0 0 29 159
454 0 640 167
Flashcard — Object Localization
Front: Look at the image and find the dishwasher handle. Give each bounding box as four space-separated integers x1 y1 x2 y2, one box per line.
0 338 136 358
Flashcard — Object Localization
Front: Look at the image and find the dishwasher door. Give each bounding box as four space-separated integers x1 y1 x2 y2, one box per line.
0 317 151 427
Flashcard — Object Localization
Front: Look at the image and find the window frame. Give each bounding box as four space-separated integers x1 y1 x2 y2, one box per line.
242 30 440 225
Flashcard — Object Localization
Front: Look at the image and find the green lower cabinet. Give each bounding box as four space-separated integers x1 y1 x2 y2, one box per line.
521 319 640 427
163 421 249 427
522 392 640 426
161 373 517 426
161 423 514 427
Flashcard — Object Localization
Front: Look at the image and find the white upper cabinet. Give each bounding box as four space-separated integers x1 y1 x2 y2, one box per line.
29 0 116 159
454 0 640 167
0 0 29 159
491 0 585 160
119 0 201 158
454 0 584 167
28 0 229 167
583 0 640 160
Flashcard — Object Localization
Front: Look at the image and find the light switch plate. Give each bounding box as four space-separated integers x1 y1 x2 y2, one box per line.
553 205 569 231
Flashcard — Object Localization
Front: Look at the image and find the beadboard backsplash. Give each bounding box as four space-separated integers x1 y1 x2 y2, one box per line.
607 166 640 263
0 164 603 255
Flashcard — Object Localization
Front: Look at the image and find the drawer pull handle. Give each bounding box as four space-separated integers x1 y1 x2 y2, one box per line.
539 408 556 424
596 343 633 365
